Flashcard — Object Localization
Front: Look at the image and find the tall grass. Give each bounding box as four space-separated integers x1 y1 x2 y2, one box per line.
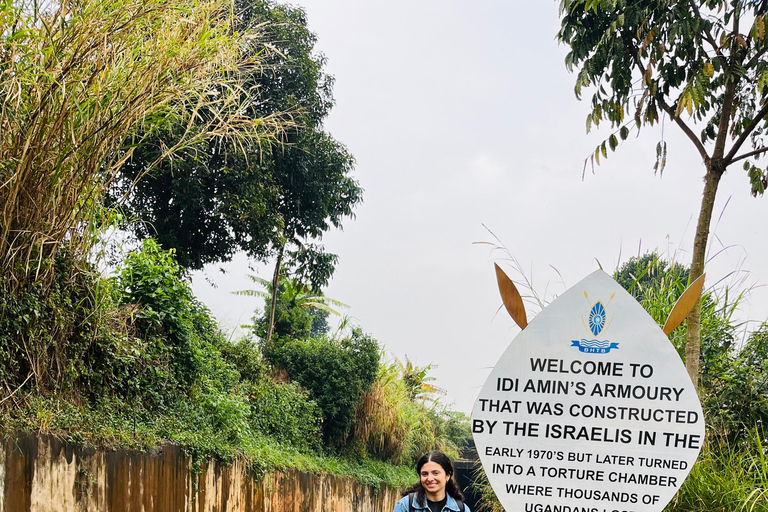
353 360 413 464
666 431 768 512
0 0 282 285
352 359 463 466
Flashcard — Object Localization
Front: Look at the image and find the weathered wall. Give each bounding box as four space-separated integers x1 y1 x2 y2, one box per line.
0 433 400 512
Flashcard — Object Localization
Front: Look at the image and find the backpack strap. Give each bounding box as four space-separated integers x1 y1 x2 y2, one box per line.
456 499 464 512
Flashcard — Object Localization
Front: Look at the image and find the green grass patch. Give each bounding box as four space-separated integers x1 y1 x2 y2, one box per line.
1 394 413 490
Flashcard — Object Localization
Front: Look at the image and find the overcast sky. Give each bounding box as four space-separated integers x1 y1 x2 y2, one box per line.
192 0 768 414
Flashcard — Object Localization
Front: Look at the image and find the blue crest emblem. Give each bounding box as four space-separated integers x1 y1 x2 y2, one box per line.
572 292 618 354
589 301 606 336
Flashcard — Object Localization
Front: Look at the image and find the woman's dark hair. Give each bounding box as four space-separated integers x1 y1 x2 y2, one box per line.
402 451 465 503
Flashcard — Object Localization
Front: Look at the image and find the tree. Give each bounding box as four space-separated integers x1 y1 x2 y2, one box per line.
112 0 361 270
558 1 768 386
234 274 346 340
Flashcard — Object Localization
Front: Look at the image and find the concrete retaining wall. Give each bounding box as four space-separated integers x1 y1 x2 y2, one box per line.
0 433 399 512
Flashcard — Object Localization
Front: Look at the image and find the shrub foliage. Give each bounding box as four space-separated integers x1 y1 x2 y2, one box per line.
265 328 379 447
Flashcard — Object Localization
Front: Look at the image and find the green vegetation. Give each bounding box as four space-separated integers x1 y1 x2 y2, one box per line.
615 255 767 511
0 0 277 400
238 274 345 339
352 359 470 466
5 0 764 507
668 431 768 512
265 330 379 447
613 253 737 384
1 238 468 488
112 0 362 275
0 0 276 286
613 254 766 445
0 0 469 493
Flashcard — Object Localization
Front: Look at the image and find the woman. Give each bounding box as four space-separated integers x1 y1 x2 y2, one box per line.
392 451 470 512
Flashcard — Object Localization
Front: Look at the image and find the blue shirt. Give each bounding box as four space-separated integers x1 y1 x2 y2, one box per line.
392 493 470 512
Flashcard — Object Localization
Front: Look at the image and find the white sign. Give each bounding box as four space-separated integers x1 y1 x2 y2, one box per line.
472 270 704 512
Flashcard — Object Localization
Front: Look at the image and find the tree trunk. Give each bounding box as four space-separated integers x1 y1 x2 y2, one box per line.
685 166 723 388
265 246 284 346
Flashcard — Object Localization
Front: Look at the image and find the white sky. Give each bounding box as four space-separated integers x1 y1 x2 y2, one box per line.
192 0 768 414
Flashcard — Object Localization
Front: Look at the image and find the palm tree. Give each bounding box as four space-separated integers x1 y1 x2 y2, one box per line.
233 274 347 341
397 357 446 401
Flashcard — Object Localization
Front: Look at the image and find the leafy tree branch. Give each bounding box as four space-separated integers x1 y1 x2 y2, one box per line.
558 0 768 386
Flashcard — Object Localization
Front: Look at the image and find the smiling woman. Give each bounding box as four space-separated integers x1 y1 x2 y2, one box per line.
392 451 470 512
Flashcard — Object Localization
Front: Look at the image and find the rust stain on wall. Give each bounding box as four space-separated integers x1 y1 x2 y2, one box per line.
1 433 400 512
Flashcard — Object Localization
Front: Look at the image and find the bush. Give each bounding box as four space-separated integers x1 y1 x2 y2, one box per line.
613 254 768 446
439 409 472 455
401 404 463 463
250 276 332 340
219 337 269 383
702 324 768 444
242 379 322 451
111 238 237 409
219 336 322 449
0 239 237 412
116 239 200 385
351 358 472 465
0 249 118 396
266 328 379 447
614 253 736 370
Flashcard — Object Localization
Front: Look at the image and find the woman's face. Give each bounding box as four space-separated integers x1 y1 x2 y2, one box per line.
420 461 449 500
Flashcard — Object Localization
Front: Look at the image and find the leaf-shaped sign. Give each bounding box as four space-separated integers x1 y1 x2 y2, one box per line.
472 271 704 512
